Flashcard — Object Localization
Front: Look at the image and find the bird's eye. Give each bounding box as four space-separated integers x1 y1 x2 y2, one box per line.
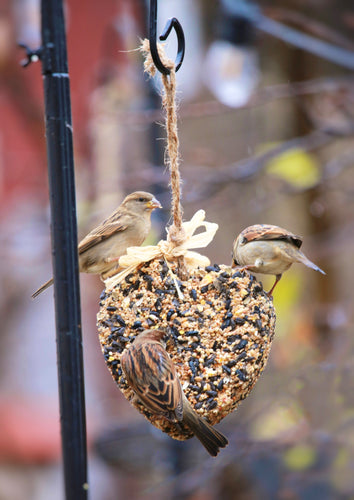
138 197 147 202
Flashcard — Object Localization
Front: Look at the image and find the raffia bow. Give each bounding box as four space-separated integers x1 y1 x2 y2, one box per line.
104 210 218 291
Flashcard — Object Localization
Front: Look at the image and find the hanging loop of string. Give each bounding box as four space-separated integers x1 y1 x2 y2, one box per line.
141 38 187 275
104 39 220 290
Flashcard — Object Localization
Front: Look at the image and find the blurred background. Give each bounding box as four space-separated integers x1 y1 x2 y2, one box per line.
1 0 354 498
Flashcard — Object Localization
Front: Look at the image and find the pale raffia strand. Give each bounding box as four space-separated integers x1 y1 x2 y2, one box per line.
140 39 185 246
104 210 219 291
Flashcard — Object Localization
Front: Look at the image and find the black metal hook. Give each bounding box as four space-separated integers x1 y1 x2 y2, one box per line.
149 0 185 75
18 42 42 67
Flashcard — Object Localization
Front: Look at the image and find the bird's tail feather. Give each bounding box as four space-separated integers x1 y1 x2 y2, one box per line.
31 278 54 299
298 252 326 275
183 408 228 457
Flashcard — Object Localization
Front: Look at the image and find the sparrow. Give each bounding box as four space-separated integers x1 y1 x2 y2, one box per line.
121 329 228 457
232 224 325 296
32 191 162 298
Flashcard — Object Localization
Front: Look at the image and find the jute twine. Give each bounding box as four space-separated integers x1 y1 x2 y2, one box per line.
141 40 187 276
103 40 220 292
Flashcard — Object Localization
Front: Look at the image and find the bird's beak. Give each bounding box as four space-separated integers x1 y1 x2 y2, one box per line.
147 197 162 209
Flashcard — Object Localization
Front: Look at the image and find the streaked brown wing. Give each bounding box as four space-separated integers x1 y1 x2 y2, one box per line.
240 224 302 249
121 342 183 420
78 219 128 255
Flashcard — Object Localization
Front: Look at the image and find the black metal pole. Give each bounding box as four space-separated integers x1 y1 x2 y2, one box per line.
40 1 88 498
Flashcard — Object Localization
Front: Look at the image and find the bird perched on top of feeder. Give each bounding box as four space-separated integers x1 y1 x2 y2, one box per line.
232 224 325 296
32 191 162 298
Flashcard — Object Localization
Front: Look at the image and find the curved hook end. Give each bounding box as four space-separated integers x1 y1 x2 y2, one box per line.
159 18 185 73
149 3 185 75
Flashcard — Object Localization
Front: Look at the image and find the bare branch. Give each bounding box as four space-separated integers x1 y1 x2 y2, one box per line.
265 7 354 51
185 131 334 202
122 77 354 126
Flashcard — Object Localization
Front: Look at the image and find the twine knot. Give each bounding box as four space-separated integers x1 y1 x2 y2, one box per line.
168 225 186 247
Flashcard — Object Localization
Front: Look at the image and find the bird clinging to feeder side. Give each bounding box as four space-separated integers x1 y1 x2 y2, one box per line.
121 329 228 457
232 224 325 296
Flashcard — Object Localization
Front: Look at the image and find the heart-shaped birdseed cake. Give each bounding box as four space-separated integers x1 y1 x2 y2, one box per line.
97 258 276 440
